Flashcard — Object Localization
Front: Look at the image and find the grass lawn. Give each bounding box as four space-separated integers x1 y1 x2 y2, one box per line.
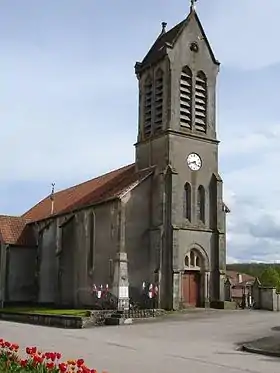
0 307 90 317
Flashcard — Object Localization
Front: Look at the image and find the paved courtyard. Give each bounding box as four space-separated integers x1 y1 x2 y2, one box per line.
1 309 280 373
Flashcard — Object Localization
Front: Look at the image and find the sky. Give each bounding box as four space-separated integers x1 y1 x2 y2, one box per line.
1 0 280 263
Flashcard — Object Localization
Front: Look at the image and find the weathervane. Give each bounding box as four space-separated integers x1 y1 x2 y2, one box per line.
190 0 197 11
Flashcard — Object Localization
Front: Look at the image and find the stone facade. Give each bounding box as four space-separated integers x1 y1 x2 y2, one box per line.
0 8 228 310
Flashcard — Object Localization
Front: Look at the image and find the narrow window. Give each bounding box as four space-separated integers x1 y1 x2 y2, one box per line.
184 182 192 221
154 69 163 132
87 211 95 273
144 76 153 137
180 66 192 129
190 251 195 266
185 255 189 267
109 259 113 279
195 71 207 133
197 185 205 223
196 256 200 267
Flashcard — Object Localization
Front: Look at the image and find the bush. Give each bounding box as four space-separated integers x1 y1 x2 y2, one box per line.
0 338 102 373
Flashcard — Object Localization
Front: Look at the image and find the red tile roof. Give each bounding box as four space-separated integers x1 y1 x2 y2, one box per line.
0 216 36 246
226 270 255 286
22 163 153 223
0 163 153 246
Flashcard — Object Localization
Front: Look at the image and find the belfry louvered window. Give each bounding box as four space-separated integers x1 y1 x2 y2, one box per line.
180 66 192 129
195 71 207 133
154 69 163 132
144 76 153 136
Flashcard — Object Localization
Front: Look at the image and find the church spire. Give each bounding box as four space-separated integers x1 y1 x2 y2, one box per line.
190 0 197 12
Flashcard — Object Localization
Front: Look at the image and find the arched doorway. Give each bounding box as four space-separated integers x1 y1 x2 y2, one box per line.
182 249 203 307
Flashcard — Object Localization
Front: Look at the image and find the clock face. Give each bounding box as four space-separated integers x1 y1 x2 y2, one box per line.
187 153 202 171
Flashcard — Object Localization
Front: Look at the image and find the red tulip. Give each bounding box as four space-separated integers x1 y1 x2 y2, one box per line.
59 362 68 372
31 346 37 354
20 359 28 367
77 359 84 367
47 362 55 369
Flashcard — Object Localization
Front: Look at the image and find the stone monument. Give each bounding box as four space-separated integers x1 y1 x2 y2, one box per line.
112 252 130 310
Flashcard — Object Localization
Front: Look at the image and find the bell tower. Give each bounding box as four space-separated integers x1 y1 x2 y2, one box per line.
134 4 228 310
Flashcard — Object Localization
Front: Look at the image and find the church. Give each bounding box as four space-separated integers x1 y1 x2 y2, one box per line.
0 4 229 310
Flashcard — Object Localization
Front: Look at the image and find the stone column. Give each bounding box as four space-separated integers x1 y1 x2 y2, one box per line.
219 272 226 302
204 271 210 307
224 278 231 301
112 252 130 310
172 271 180 310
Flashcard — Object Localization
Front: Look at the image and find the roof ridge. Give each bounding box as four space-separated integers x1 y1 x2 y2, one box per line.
0 214 22 218
58 164 137 214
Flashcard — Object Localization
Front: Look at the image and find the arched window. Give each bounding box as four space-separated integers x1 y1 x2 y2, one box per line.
195 71 207 133
180 66 192 129
184 182 192 221
154 69 164 132
144 75 153 137
197 185 205 223
184 249 203 269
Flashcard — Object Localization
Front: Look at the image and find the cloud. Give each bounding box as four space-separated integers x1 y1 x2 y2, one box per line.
204 0 280 70
222 129 280 263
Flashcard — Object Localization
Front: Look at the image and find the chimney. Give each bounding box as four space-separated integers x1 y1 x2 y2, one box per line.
237 273 242 283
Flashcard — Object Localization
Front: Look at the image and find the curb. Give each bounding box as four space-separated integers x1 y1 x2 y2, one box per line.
242 344 280 358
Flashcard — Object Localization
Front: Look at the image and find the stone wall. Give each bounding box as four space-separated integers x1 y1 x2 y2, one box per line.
36 200 120 307
5 246 37 303
252 282 280 311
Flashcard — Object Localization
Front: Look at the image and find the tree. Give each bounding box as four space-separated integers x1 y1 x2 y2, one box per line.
259 266 280 291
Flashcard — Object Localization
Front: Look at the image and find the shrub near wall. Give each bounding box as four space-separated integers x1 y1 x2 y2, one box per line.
0 339 104 373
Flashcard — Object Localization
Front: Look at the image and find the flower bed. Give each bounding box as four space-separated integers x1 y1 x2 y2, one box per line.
0 339 103 373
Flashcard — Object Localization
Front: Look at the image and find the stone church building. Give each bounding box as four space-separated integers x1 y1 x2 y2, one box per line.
0 5 229 310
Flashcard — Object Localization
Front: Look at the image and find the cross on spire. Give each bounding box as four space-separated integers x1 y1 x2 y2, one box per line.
190 0 197 11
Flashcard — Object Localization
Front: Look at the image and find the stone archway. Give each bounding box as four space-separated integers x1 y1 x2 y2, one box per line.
181 245 209 307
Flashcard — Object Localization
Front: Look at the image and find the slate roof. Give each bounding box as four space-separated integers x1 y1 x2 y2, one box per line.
140 20 185 67
22 163 153 223
0 215 36 246
136 10 219 71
